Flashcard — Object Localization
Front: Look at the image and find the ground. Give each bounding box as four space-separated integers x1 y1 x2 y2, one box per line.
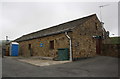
2 56 119 77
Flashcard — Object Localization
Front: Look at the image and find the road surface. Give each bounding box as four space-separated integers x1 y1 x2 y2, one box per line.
2 56 118 77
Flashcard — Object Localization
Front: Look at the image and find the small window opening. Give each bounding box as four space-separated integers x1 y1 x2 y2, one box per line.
50 40 54 49
95 23 98 30
28 44 31 50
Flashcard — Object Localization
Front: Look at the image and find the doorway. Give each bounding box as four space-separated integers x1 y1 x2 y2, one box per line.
96 39 102 54
28 44 32 56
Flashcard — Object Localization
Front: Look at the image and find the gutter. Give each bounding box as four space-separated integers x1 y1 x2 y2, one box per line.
15 29 72 42
65 32 73 61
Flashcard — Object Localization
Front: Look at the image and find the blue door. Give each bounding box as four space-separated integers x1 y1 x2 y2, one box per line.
11 44 19 56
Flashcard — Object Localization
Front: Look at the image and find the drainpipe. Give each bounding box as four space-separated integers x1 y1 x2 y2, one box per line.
65 32 72 61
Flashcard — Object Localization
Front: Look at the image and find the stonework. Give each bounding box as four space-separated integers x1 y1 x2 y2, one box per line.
6 14 104 59
19 33 70 57
72 15 103 58
101 44 120 58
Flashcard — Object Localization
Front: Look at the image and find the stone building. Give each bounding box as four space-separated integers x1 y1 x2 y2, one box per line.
13 14 104 60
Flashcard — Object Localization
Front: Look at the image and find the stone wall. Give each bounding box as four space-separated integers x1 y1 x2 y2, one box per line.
101 44 120 58
101 37 120 58
8 15 104 59
72 15 103 58
18 15 103 59
18 33 70 57
5 44 10 56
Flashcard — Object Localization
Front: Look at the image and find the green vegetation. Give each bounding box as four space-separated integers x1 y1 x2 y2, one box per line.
109 37 120 44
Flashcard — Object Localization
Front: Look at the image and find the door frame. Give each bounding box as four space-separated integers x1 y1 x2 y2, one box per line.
96 38 102 55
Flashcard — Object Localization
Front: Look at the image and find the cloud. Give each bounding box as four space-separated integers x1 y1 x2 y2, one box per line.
1 2 118 40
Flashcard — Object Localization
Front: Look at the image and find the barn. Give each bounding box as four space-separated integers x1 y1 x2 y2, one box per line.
13 14 105 60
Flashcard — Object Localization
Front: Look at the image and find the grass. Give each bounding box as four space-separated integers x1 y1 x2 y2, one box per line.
109 37 120 44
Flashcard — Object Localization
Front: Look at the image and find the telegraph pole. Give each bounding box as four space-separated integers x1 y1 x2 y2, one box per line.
99 4 109 22
2 36 9 58
99 4 110 39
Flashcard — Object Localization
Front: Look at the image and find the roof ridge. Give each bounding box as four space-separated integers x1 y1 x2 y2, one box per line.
15 14 96 42
23 14 96 36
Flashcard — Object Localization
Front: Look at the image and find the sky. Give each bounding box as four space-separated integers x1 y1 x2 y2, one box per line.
0 0 119 40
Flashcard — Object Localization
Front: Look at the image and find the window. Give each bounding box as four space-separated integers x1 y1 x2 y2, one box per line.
50 40 54 49
28 44 31 50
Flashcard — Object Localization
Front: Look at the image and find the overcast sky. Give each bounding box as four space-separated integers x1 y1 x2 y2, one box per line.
0 0 119 40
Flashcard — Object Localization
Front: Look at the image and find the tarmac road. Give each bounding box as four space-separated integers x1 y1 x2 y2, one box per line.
2 56 119 77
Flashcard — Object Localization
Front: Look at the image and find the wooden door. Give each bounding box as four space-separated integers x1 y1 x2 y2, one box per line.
28 44 32 56
96 39 102 54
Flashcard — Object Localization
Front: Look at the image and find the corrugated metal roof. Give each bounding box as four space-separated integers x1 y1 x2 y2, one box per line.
15 14 96 42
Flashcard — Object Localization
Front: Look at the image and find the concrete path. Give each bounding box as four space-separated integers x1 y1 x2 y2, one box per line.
18 59 71 66
2 56 119 77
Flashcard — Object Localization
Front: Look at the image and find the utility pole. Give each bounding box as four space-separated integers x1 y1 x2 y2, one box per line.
2 36 9 58
99 4 109 23
99 4 110 39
